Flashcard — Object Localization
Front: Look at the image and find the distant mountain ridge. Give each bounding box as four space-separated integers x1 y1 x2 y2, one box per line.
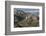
15 9 39 16
14 8 39 27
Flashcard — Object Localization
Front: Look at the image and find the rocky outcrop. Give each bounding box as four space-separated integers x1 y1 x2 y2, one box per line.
14 9 39 27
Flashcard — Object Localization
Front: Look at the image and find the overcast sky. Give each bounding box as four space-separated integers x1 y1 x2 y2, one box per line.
14 8 39 13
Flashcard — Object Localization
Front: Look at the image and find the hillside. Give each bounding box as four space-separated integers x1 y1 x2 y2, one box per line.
14 9 39 27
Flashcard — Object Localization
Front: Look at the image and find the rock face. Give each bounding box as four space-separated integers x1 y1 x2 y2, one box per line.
14 9 39 27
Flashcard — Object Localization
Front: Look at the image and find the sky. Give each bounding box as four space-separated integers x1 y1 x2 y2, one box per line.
14 8 39 13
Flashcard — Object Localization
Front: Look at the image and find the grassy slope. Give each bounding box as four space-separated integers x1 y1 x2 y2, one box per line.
15 16 39 27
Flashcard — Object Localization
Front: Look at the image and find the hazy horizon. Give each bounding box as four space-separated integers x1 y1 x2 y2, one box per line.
14 8 39 13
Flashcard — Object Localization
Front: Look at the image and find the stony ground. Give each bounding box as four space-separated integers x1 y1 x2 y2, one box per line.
14 16 39 27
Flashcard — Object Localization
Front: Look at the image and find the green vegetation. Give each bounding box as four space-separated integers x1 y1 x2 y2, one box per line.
14 9 39 27
14 15 39 27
